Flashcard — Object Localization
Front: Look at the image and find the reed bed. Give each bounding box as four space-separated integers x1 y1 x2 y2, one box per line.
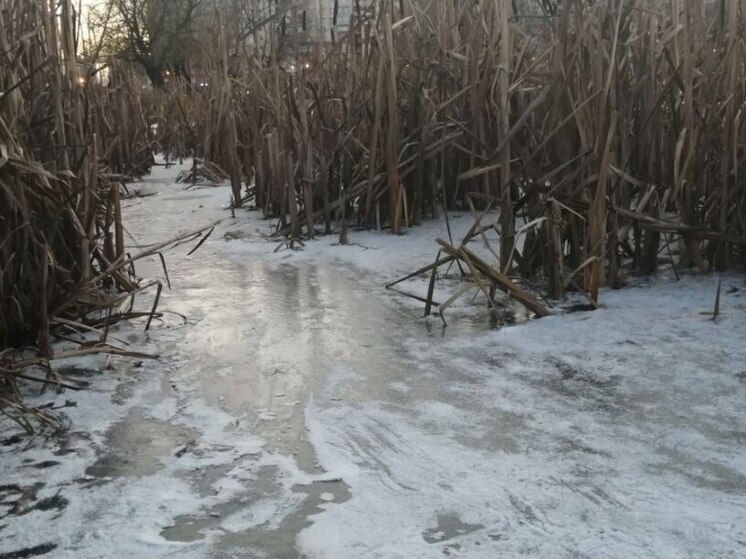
159 0 745 307
0 0 164 430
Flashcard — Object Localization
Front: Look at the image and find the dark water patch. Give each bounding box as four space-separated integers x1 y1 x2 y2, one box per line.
1 434 24 447
52 448 77 457
0 484 25 510
563 303 597 313
52 365 100 379
86 411 193 478
213 476 352 558
423 513 483 544
27 494 68 514
162 465 352 557
0 482 45 516
52 430 92 457
0 543 58 558
29 461 60 470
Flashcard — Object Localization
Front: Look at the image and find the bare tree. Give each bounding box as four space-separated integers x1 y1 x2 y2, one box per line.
92 0 205 86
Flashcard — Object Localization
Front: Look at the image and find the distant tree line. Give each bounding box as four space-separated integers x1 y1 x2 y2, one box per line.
86 0 300 87
86 0 730 87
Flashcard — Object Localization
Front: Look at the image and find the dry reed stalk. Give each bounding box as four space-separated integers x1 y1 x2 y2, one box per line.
0 0 173 431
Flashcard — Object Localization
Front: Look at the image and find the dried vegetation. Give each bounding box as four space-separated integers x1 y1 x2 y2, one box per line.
161 0 745 309
0 0 207 430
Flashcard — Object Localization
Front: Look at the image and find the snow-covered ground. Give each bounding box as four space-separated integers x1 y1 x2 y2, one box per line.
2 160 745 558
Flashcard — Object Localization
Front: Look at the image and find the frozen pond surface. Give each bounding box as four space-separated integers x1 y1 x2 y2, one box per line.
2 162 746 558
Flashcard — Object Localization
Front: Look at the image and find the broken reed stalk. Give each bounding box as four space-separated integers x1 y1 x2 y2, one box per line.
436 239 551 318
